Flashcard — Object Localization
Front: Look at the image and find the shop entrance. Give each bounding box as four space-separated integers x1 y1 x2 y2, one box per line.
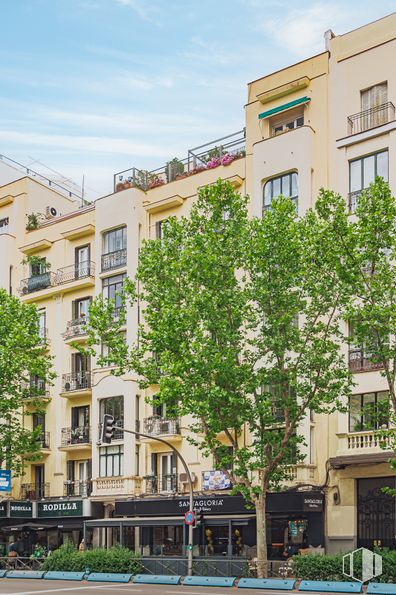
357 477 396 549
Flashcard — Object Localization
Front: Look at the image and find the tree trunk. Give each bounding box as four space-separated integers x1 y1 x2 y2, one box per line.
255 491 268 578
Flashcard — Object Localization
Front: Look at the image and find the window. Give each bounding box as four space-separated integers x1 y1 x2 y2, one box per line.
30 257 47 277
263 172 298 212
155 220 169 239
102 273 126 309
38 310 46 340
349 391 389 432
0 217 9 234
73 297 91 320
99 445 123 477
272 114 304 137
75 245 91 278
100 396 124 439
349 150 388 212
361 83 387 112
103 227 127 254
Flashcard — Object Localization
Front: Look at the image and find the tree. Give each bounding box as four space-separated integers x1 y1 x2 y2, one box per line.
315 178 396 470
0 289 54 476
86 181 351 577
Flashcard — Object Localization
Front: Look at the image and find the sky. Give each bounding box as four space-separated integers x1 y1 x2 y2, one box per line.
0 0 395 199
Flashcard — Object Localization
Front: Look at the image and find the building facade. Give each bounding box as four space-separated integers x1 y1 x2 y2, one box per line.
1 12 396 560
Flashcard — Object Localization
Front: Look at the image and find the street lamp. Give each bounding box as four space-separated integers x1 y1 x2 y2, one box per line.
100 416 195 576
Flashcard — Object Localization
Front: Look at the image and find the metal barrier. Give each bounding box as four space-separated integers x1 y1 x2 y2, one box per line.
139 557 249 577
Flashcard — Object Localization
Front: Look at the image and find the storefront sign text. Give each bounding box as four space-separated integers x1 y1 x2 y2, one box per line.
38 500 83 518
10 501 32 518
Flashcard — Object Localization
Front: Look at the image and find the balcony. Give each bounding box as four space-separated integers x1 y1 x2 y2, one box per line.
114 129 245 192
349 349 384 373
63 317 88 342
348 190 362 214
23 379 50 401
60 426 91 448
61 372 92 398
64 480 92 498
347 102 395 135
19 261 95 299
144 474 178 494
142 416 180 438
92 476 142 497
101 248 127 272
21 482 50 500
331 429 394 468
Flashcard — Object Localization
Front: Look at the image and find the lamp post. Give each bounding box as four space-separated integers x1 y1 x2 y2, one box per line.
112 422 194 577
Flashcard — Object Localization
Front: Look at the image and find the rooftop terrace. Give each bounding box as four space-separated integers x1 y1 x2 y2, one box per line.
114 129 246 192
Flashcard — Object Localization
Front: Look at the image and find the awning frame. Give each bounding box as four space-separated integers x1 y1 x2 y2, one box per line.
258 96 311 120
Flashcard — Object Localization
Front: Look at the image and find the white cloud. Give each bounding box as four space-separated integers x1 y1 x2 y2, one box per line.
262 2 346 58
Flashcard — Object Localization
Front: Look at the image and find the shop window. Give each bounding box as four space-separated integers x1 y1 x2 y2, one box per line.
349 150 388 212
263 172 298 212
99 445 124 477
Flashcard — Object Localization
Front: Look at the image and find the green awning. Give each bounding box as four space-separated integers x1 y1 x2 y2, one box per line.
258 96 311 120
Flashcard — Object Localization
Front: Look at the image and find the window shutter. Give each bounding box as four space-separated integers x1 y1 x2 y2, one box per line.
67 460 75 481
151 453 157 475
71 300 76 319
87 459 92 480
155 221 161 239
71 353 76 374
171 452 177 474
71 407 79 428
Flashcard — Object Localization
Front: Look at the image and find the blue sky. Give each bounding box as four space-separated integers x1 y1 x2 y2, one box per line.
0 0 395 199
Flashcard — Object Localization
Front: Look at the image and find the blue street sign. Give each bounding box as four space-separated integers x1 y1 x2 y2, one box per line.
0 471 11 492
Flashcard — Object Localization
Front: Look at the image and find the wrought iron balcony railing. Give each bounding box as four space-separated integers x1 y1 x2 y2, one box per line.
144 474 178 494
348 190 362 213
56 260 95 284
61 426 91 446
347 102 395 135
349 349 384 373
63 479 92 497
61 371 92 393
21 482 50 500
20 261 95 295
24 379 50 399
20 272 57 295
63 317 89 340
101 248 127 272
143 416 180 437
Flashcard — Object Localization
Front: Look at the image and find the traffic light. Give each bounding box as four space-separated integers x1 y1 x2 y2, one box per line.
101 414 115 444
195 510 204 527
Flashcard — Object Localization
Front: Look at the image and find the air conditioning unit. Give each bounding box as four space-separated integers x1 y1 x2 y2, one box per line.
45 206 58 219
180 472 196 484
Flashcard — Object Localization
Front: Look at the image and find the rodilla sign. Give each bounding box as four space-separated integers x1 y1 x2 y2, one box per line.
0 471 11 492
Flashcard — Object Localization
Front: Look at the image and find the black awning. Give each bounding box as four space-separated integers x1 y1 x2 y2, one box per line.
1 522 57 532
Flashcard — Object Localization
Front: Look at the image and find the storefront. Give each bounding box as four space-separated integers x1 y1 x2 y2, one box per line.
84 491 324 559
0 499 103 555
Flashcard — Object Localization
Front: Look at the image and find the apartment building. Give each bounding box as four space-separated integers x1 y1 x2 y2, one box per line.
0 11 395 561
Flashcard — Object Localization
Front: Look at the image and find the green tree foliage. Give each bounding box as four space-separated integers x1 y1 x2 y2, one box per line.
0 289 54 475
85 180 351 577
316 178 396 474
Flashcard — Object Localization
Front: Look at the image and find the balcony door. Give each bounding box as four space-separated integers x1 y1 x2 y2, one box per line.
71 405 89 429
78 460 91 496
75 245 90 279
38 310 46 339
34 464 45 497
361 83 388 128
159 453 177 492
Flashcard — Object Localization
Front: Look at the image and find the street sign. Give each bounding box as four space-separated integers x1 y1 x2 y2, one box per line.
184 510 195 525
0 471 11 492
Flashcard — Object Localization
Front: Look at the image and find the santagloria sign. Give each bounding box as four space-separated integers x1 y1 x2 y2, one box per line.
38 500 83 518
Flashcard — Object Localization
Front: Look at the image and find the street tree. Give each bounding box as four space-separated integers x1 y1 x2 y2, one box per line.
315 178 396 466
85 180 351 577
0 288 54 476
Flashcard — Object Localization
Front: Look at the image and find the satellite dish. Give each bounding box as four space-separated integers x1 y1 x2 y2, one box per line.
50 207 57 217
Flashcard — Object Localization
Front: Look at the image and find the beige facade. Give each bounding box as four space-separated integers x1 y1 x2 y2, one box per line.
1 11 396 557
